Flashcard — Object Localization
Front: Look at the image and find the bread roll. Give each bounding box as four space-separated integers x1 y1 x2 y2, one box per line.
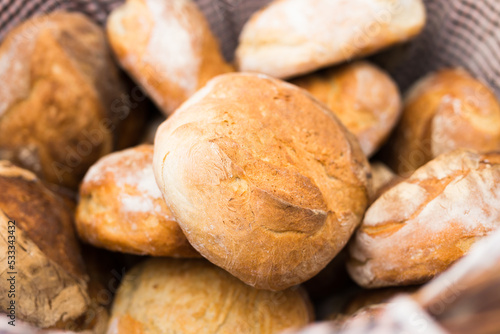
0 161 89 328
236 0 426 79
107 0 233 115
386 68 500 176
154 73 371 290
0 12 139 189
348 149 500 288
76 145 198 257
291 61 402 156
108 258 313 334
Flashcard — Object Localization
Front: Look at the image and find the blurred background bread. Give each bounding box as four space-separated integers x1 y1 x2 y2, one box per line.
0 161 89 329
348 149 500 288
154 73 371 290
76 144 198 257
0 12 144 190
236 0 426 78
108 258 313 334
291 61 402 157
384 68 500 176
107 0 233 116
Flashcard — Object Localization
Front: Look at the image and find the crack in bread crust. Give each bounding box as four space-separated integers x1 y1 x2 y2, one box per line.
348 150 500 288
154 73 371 290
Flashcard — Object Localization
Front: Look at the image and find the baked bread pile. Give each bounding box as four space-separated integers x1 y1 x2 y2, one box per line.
1 0 500 333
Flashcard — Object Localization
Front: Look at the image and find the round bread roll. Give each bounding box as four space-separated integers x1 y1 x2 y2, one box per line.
107 0 233 116
0 161 89 328
76 145 198 257
236 0 426 79
291 61 402 157
348 149 500 288
108 258 313 334
386 68 500 176
0 12 138 189
153 73 371 290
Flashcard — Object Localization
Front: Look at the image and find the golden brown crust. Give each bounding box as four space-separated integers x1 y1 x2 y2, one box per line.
236 0 426 79
154 73 371 290
0 12 132 189
348 150 500 288
0 160 86 278
386 68 500 176
76 145 199 257
0 161 90 328
291 61 402 157
109 258 313 334
106 0 233 115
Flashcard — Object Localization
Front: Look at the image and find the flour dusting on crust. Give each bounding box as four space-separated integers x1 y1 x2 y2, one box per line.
349 149 500 287
144 0 200 93
84 144 163 214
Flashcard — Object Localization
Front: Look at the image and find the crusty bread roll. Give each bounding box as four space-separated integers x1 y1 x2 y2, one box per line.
108 258 313 334
0 161 89 328
385 68 500 176
236 0 426 79
0 12 139 189
76 145 198 257
348 149 500 288
153 73 371 290
107 0 233 116
291 61 402 156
